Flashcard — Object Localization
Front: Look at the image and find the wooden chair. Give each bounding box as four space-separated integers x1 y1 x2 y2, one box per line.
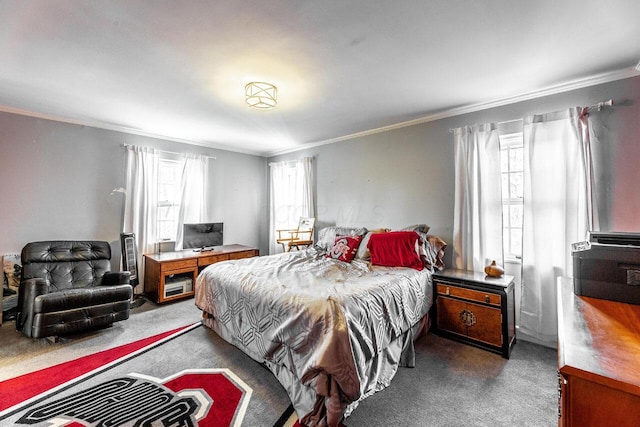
276 217 316 252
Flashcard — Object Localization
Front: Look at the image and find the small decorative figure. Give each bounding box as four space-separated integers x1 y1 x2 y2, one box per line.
485 260 504 277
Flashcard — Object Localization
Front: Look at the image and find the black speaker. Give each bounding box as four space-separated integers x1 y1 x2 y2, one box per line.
120 232 139 288
121 232 145 308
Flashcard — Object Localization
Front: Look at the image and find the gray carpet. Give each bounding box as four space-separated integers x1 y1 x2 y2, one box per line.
0 298 558 426
0 297 203 381
345 334 557 426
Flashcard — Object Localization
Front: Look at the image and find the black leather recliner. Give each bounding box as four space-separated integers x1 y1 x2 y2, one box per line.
16 241 133 339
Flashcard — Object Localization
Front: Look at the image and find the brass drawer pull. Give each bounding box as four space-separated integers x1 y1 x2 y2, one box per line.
485 295 490 303
459 309 477 327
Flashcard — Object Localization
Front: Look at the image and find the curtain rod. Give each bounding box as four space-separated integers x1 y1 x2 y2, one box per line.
587 99 614 111
449 119 522 133
448 99 614 133
268 156 314 167
122 143 217 160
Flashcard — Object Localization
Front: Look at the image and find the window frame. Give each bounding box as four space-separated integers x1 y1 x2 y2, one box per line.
499 132 524 262
156 158 184 243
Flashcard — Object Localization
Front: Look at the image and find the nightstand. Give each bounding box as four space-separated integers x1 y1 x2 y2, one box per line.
432 269 516 358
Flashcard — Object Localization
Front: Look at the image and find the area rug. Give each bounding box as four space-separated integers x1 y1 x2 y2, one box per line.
0 322 296 426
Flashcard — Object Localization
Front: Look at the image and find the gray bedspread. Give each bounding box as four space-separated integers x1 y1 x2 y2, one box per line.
195 248 433 426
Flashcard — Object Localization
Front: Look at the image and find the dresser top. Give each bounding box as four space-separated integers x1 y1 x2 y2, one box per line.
144 244 256 262
434 268 514 290
557 276 640 393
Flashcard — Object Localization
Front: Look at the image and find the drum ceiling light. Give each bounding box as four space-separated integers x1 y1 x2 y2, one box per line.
245 82 277 109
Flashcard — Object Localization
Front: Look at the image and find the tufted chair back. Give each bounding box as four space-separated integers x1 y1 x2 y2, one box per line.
21 241 113 291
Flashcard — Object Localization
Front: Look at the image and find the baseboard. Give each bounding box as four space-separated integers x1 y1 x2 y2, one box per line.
515 326 557 349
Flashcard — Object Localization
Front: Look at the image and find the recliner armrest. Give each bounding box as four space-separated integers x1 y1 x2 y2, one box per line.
100 271 131 287
33 285 133 313
16 278 49 336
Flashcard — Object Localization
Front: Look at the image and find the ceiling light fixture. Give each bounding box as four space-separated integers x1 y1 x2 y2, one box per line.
245 82 277 109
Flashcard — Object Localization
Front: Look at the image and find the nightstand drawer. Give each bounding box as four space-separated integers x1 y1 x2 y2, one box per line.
436 296 503 347
436 283 501 306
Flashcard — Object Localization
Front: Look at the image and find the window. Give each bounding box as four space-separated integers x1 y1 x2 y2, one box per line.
271 159 312 230
277 163 305 228
270 157 314 254
157 159 183 242
499 132 524 260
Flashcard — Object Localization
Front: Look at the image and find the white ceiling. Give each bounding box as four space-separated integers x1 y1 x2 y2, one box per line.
1 1 639 157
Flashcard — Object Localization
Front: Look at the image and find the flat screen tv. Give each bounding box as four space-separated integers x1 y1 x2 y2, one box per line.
182 222 223 250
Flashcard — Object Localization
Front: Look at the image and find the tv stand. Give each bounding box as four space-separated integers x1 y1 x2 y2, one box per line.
144 244 259 303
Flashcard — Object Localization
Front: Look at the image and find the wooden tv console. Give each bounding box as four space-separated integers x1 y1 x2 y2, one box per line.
143 244 259 303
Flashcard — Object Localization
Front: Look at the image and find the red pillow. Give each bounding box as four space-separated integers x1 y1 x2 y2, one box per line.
327 235 363 263
367 231 424 270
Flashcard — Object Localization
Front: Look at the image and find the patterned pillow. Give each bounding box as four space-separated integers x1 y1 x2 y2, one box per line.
316 226 368 251
422 235 447 271
327 235 363 263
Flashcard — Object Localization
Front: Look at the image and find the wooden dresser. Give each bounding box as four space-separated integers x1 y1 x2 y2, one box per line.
144 244 259 303
557 277 640 426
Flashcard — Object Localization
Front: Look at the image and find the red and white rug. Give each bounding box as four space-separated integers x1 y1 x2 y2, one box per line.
0 323 297 426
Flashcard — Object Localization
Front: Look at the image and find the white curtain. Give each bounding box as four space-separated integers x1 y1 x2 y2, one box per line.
269 157 314 254
452 124 504 272
174 154 209 250
123 145 159 294
519 108 597 346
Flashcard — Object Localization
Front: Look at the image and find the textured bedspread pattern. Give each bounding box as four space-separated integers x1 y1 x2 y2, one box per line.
195 248 432 426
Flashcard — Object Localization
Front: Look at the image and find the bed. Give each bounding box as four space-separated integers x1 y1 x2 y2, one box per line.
195 225 446 426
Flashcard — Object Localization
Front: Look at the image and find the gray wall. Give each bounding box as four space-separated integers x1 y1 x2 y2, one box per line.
0 112 269 266
1 74 638 275
269 75 640 268
268 75 640 339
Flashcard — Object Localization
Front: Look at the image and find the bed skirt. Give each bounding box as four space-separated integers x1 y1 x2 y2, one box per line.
201 311 430 426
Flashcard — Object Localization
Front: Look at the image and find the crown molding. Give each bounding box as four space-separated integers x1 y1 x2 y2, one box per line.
0 105 265 157
266 66 640 157
1 66 638 159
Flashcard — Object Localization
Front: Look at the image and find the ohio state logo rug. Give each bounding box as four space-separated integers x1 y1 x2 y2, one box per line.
15 369 252 427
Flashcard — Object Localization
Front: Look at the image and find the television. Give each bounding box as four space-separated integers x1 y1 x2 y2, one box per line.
182 222 223 250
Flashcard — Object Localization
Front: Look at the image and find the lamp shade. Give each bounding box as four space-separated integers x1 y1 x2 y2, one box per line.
245 82 277 109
